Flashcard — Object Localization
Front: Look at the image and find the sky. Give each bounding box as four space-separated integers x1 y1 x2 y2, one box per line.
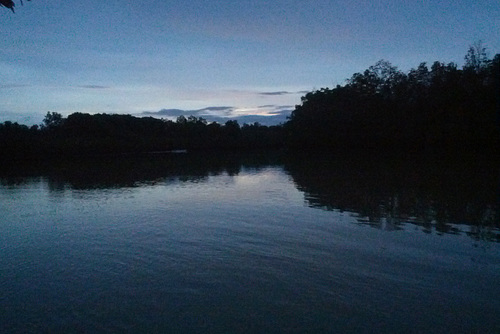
1 0 499 125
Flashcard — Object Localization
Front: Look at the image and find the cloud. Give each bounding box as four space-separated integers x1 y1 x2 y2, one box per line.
143 109 188 117
143 107 235 118
77 85 110 89
256 105 294 114
199 106 233 112
258 90 309 96
262 106 294 121
197 106 234 116
258 91 292 96
267 109 292 116
257 104 295 111
0 84 29 89
141 104 293 126
0 111 45 125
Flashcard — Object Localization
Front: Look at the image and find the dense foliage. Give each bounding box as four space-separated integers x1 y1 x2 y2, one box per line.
286 45 499 151
0 113 283 159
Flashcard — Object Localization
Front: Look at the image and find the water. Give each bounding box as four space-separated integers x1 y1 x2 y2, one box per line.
1 152 499 333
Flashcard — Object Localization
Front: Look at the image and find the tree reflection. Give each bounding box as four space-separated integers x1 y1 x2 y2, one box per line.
284 151 499 242
1 151 497 242
0 152 280 190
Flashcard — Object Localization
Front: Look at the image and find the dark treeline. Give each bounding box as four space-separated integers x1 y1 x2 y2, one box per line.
1 44 498 159
286 43 499 151
0 113 284 159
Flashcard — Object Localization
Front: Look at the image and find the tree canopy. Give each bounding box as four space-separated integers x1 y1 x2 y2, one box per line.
286 45 499 151
0 112 284 159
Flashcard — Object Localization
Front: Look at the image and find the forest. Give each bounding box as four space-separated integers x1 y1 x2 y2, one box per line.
1 44 498 159
285 44 499 151
0 113 284 159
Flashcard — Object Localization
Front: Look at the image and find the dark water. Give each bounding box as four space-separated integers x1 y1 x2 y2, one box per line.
1 152 499 333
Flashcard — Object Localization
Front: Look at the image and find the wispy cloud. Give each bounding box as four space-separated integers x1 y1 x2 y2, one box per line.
143 109 187 117
259 91 292 96
143 106 236 118
258 90 308 96
0 111 45 125
199 106 233 111
0 84 30 89
77 85 110 89
197 106 234 116
257 104 295 110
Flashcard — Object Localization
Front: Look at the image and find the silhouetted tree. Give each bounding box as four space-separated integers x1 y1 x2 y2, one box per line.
464 40 489 73
42 111 64 130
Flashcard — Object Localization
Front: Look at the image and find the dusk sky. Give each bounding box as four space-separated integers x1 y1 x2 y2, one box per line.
1 0 499 125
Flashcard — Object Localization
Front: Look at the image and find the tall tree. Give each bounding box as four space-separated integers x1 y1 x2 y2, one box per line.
42 112 64 130
464 40 489 73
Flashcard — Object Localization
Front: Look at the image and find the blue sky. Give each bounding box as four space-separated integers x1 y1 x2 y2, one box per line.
1 0 499 125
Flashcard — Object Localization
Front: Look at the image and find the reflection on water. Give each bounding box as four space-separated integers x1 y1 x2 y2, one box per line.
2 151 497 242
0 151 499 333
284 152 499 242
0 152 256 190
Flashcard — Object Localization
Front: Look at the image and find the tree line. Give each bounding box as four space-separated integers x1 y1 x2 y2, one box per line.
1 43 498 159
0 113 284 159
286 42 499 151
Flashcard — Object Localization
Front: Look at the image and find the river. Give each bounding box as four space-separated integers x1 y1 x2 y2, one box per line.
1 152 498 333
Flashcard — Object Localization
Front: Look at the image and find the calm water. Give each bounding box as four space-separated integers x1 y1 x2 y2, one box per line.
1 152 499 333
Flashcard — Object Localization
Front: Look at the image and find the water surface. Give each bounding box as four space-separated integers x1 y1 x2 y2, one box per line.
1 152 499 333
